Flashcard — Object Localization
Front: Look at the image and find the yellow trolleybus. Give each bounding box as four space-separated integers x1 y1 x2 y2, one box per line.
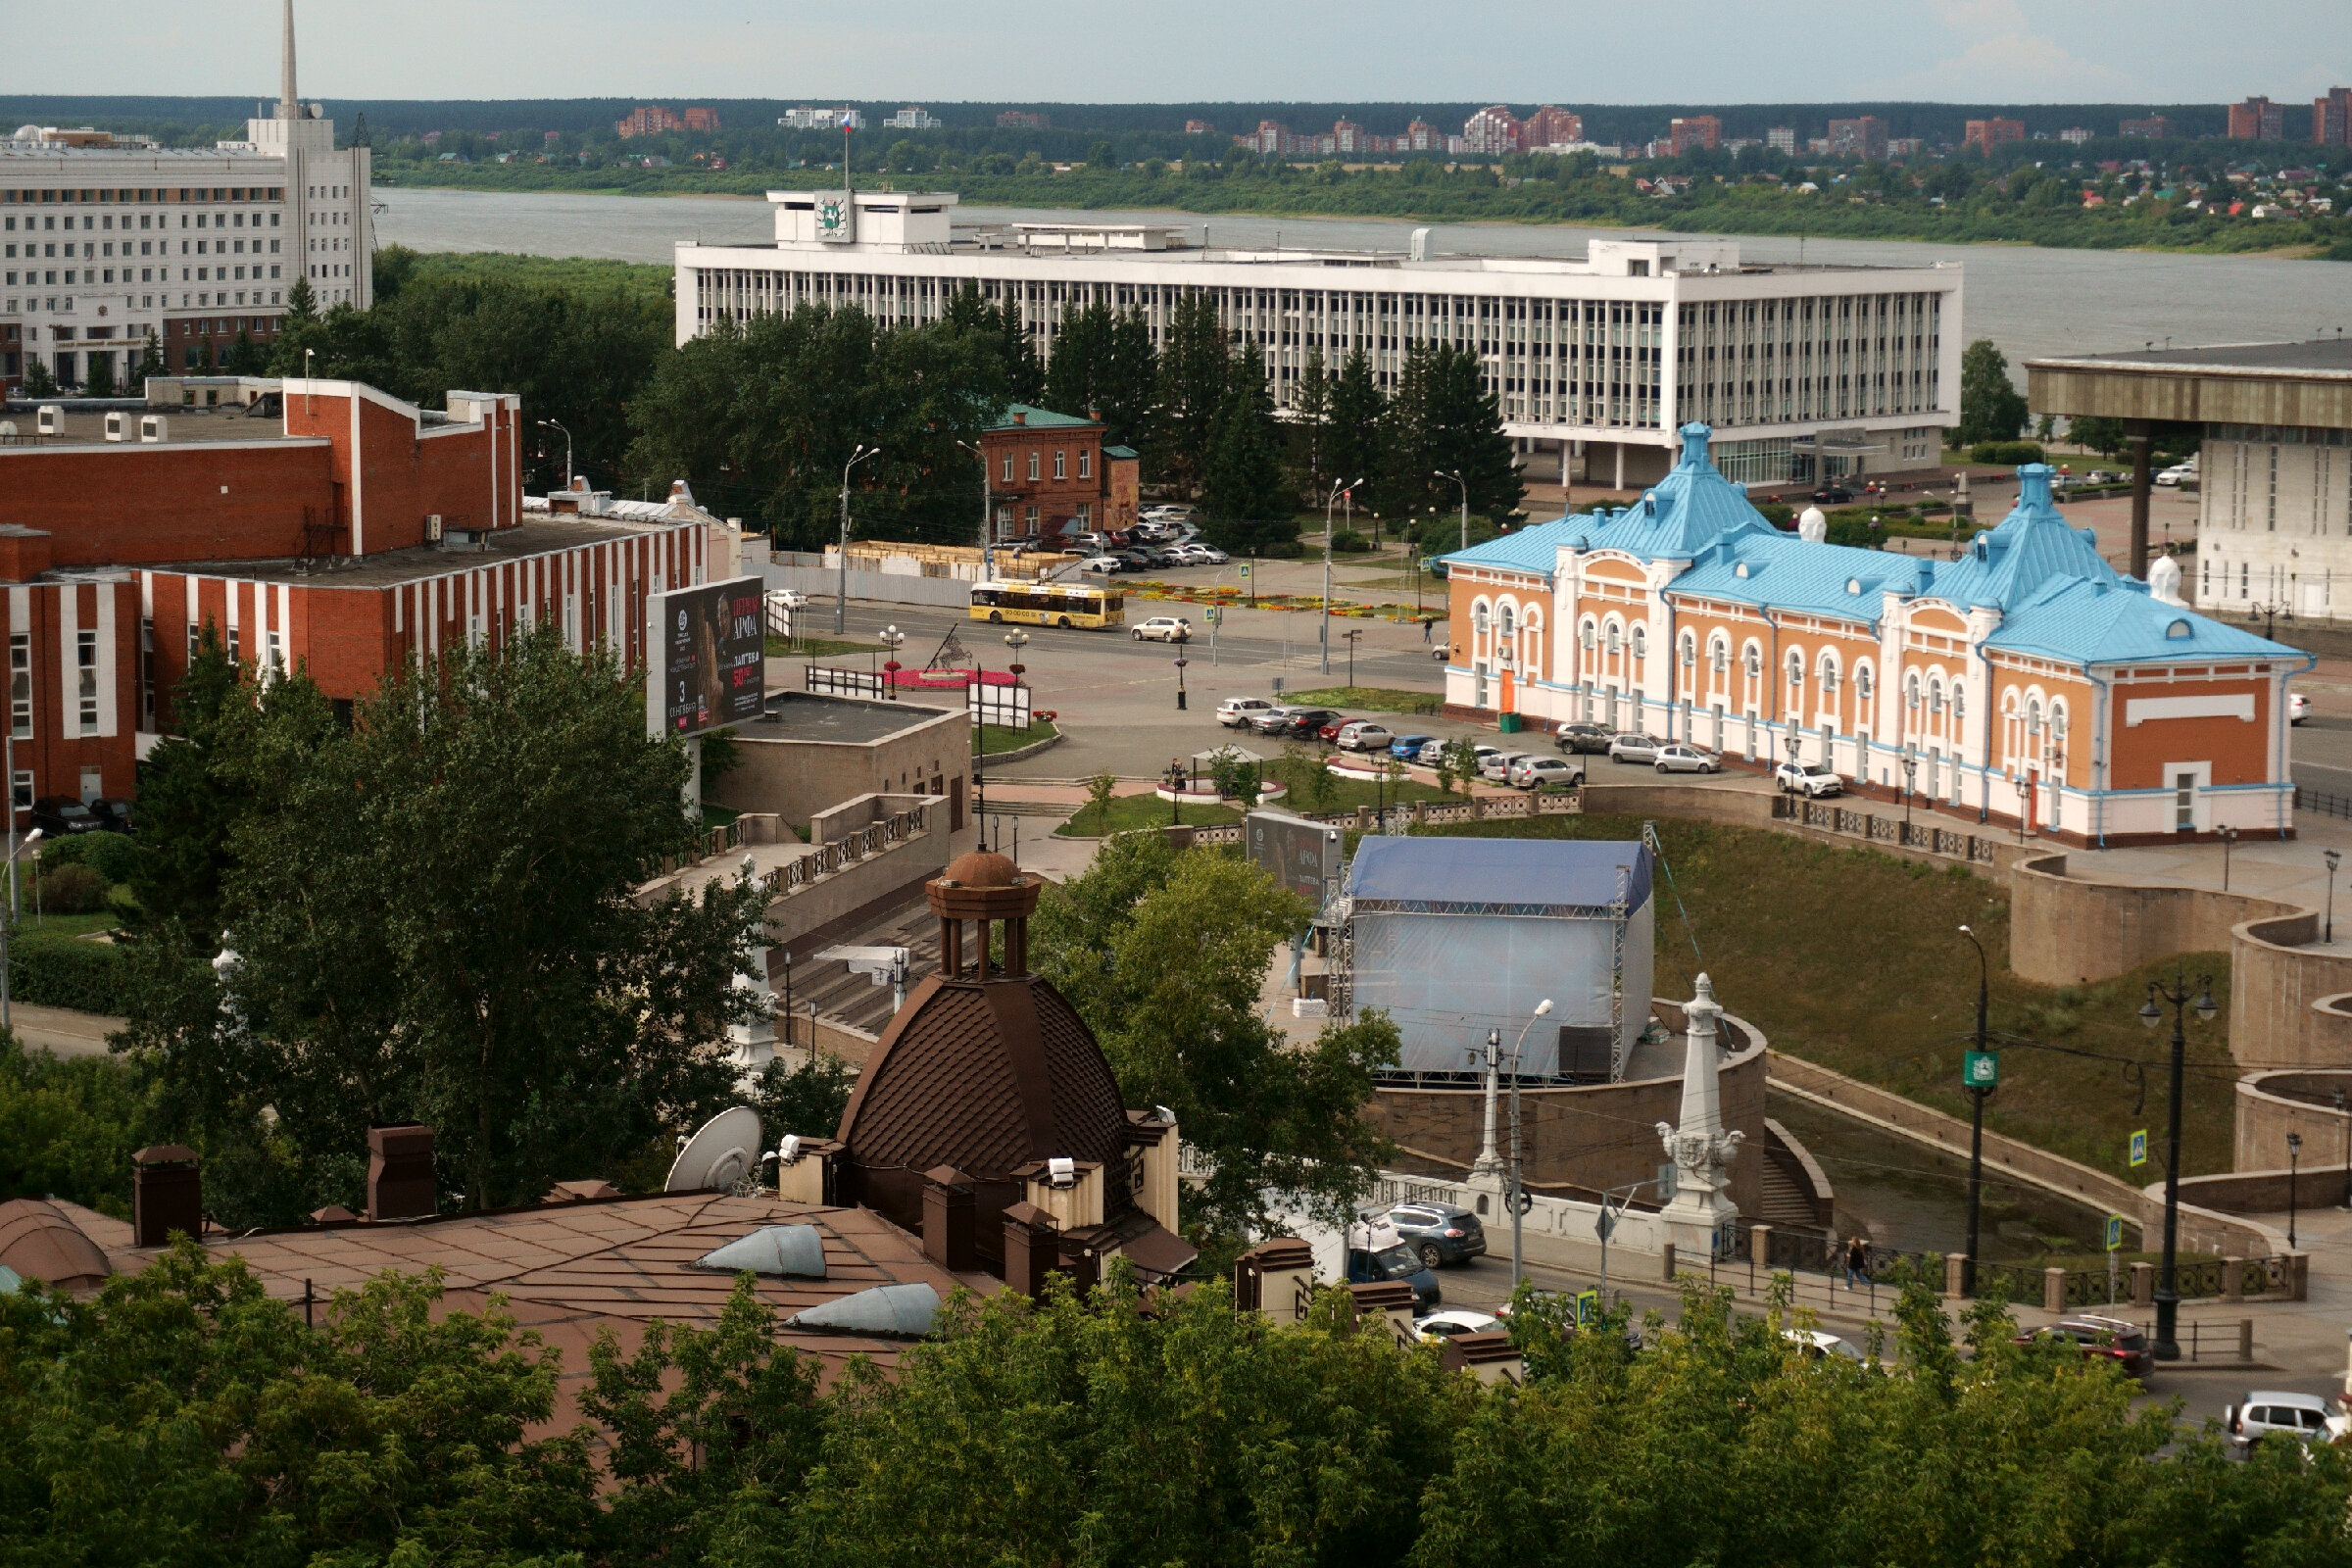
969 580 1125 630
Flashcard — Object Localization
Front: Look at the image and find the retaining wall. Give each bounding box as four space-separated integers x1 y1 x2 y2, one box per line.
2008 852 2300 987
2236 1068 2352 1173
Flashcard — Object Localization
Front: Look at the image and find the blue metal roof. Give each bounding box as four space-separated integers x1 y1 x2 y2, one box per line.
1439 515 1579 580
1983 577 2301 665
1671 533 1934 624
1926 466 2122 611
1349 837 1651 913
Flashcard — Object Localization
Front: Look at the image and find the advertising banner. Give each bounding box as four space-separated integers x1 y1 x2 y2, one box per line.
648 575 764 740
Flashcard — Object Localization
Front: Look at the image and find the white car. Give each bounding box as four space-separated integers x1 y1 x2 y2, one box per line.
1653 743 1721 774
1181 543 1230 564
1076 554 1124 574
1512 757 1587 790
1217 697 1276 728
2226 1392 2349 1450
1335 721 1396 753
2155 464 2196 487
1414 1309 1502 1343
1606 733 1662 764
1774 760 1844 798
2292 692 2311 725
766 588 809 610
1132 615 1193 643
1784 1329 1869 1364
1480 751 1535 783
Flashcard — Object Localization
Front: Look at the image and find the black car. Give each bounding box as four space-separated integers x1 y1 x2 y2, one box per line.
1386 1201 1487 1268
1553 722 1616 756
1811 485 1855 504
1279 707 1344 739
28 796 103 838
88 797 134 834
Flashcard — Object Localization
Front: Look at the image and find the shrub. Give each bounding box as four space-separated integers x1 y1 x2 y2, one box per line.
37 864 107 914
8 934 128 1013
1969 440 2047 466
42 832 138 887
1327 530 1373 553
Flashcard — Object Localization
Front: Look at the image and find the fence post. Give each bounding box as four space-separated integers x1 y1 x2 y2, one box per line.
1944 1253 1967 1298
1468 796 1485 821
2223 1256 2244 1301
1660 1243 1677 1283
2289 1251 2309 1301
1411 799 1427 825
2041 1267 2067 1313
1749 1223 1772 1267
2130 1260 2153 1307
2239 1318 2255 1362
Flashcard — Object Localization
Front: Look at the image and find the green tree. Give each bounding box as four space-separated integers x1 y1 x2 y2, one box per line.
1029 835 1398 1243
1956 337 2030 445
1152 289 1230 494
135 327 166 381
82 350 116 399
120 626 768 1221
0 1036 152 1218
1290 345 1333 500
2068 415 2130 458
1200 342 1297 555
1374 343 1521 529
22 356 57 398
1324 345 1386 499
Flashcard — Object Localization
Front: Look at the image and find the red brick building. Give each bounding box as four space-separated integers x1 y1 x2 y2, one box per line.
977 404 1140 544
1669 116 1721 154
2229 97 2285 141
0 377 711 808
1964 117 2027 154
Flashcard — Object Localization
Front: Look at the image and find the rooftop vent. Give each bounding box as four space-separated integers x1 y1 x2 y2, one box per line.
132 1144 202 1247
696 1223 827 1278
366 1124 437 1221
784 1281 940 1337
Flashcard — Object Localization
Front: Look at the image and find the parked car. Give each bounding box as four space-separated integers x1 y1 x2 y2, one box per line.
1554 721 1616 755
2225 1391 2347 1450
1076 555 1124 575
1335 721 1396 752
1390 733 1437 761
1278 708 1344 740
2086 469 2122 485
1811 485 1855 504
89 797 135 834
1513 757 1587 791
1783 1329 1869 1364
1652 743 1721 774
2013 1315 2154 1380
1344 1230 1442 1311
29 796 102 838
1481 751 1535 783
1774 760 1844 798
1142 504 1200 523
1250 706 1308 737
1606 733 1662 764
2292 692 2312 725
1218 697 1276 728
1385 1202 1489 1268
1184 544 1230 564
767 588 809 610
2156 464 2196 487
1413 1309 1502 1343
1131 615 1193 643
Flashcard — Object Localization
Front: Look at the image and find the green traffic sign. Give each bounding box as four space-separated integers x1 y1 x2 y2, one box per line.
2105 1215 2126 1252
1963 1051 1999 1088
2129 1129 2148 1168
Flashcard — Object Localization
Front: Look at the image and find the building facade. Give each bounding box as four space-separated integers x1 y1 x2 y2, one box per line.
1438 425 2300 846
976 404 1139 541
2230 98 2286 140
2120 117 2175 139
1462 107 1522 156
2316 89 2352 147
0 1 369 394
677 189 1962 493
1523 107 1584 150
1828 118 1889 160
1963 118 2026 154
1670 116 1722 155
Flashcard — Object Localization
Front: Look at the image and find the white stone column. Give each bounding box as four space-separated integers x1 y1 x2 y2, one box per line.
1655 973 1743 1264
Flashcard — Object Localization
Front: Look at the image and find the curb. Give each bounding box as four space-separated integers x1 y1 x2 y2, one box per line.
973 729 1063 770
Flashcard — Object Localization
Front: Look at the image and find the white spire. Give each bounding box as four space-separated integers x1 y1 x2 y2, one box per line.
277 0 299 120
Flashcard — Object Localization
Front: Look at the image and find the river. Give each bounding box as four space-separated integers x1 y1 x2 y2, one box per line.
374 185 2352 366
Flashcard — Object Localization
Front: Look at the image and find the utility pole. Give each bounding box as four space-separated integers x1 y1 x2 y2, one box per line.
1321 477 1358 678
2138 968 2218 1361
1958 924 1993 1296
835 444 879 635
1438 468 1470 552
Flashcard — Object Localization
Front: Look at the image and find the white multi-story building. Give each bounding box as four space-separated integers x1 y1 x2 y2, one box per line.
675 188 1963 490
0 0 370 393
779 108 866 131
884 107 942 131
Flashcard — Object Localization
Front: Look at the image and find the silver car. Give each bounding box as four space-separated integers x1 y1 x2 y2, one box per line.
1652 743 1721 774
1606 733 1661 764
1513 757 1586 790
1481 751 1534 783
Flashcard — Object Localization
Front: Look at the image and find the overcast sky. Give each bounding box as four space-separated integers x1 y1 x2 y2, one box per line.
8 0 2349 105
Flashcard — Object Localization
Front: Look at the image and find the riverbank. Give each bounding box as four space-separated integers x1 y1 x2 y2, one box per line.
370 163 2352 262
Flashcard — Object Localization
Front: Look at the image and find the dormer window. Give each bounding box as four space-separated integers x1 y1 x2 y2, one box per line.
1847 577 1862 595
1735 562 1749 578
2165 617 2193 639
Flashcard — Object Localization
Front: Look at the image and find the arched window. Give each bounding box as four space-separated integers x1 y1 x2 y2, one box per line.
1580 619 1597 652
2051 702 2068 740
1951 683 1965 722
1743 644 1762 678
1680 630 1697 667
2027 698 2043 737
1631 625 1648 661
1906 673 1922 710
1605 622 1622 657
1928 677 1944 715
1787 649 1805 686
1710 635 1730 674
1473 601 1491 636
1818 652 1839 694
1856 663 1874 702
1499 603 1516 640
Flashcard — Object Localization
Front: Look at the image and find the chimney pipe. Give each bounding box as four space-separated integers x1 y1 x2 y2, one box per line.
131 1144 203 1247
366 1124 438 1221
921 1164 976 1271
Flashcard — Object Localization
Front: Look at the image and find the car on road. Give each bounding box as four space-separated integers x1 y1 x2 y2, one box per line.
1131 615 1193 643
1606 733 1662 764
1774 760 1844 798
1389 733 1437 761
1345 1230 1442 1311
2014 1315 2153 1380
1217 697 1276 728
1075 554 1124 575
29 796 103 838
1652 743 1721 774
766 588 809 610
1172 543 1228 564
1335 721 1396 752
2225 1392 2347 1450
2086 469 2122 485
1512 757 1586 791
1554 721 1616 755
1413 1309 1502 1343
1384 1201 1488 1267
2292 692 2311 725
1257 707 1341 740
1784 1329 1870 1364
1481 751 1536 783
2156 464 2197 487
1811 485 1855 504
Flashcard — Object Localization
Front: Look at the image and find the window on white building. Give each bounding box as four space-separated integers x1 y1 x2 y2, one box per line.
9 633 27 740
75 629 97 736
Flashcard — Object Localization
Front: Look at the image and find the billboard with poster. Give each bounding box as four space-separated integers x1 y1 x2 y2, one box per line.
1247 808 1345 914
647 575 764 740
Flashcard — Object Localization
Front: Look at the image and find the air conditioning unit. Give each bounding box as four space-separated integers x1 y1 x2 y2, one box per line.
425 514 443 542
103 412 128 442
138 415 168 444
34 405 63 437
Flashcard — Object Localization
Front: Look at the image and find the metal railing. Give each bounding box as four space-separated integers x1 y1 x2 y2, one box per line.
2296 786 2352 821
1780 797 2002 865
763 804 928 900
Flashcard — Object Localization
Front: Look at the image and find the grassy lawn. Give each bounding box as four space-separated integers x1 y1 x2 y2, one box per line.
1405 811 2239 1183
1054 795 1244 838
15 909 120 939
974 717 1058 756
1281 685 1445 714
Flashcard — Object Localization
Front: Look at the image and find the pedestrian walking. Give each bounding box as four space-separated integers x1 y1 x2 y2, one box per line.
1842 1236 1868 1291
1422 616 1435 643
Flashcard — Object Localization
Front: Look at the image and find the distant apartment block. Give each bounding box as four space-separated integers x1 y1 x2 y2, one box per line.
1963 117 2025 154
615 106 684 138
2058 126 2092 145
1184 120 1215 136
884 107 940 130
1765 125 1796 156
1334 119 1367 154
779 107 864 130
683 107 720 132
2119 116 2174 139
2316 88 2352 146
1670 115 1721 154
1405 120 1441 152
1523 106 1584 150
1826 116 1886 160
2229 97 2284 140
997 111 1050 130
1462 106 1522 156
1886 138 1923 157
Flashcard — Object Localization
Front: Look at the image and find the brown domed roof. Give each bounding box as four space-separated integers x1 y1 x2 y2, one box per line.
836 972 1130 1235
0 1198 113 1292
943 850 1020 887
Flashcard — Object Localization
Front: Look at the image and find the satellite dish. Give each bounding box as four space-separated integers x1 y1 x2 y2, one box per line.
665 1105 763 1192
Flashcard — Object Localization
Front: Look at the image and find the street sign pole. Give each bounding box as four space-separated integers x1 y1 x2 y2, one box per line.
1961 1048 1998 1298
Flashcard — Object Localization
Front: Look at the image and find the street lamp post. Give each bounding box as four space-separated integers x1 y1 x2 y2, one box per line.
0 825 42 1033
1173 653 1189 711
1506 998 1554 1292
2337 1085 2350 1209
2137 967 2219 1361
1321 478 1360 678
956 437 993 581
1958 923 1993 1296
2220 824 2238 892
1900 755 1917 836
1436 468 1470 552
2287 1131 2303 1249
537 417 573 493
1344 628 1363 690
834 444 881 635
2328 849 2342 944
878 625 905 701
